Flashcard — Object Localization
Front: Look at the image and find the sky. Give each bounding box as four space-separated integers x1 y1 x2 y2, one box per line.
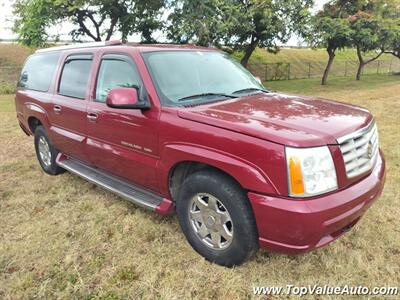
0 0 330 44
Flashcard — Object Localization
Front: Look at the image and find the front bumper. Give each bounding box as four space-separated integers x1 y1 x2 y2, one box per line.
248 150 386 254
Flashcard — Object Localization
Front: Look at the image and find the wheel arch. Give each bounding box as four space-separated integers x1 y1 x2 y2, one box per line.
159 143 279 200
27 116 43 134
24 103 51 135
168 161 244 202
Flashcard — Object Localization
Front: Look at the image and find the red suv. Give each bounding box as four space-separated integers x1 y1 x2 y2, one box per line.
15 41 386 266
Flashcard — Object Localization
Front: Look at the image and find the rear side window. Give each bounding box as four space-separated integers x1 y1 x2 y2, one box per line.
59 55 93 99
95 54 142 102
18 52 60 92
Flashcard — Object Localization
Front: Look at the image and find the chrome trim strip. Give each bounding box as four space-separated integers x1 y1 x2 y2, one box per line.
336 119 375 144
57 159 160 211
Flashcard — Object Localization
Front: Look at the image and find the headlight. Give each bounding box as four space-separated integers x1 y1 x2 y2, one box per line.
285 146 338 197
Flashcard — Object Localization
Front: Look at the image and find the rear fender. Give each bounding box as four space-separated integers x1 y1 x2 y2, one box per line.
23 102 51 134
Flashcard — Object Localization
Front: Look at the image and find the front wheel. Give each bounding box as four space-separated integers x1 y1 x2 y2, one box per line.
176 170 259 267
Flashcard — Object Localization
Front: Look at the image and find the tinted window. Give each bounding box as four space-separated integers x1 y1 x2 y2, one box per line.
59 55 93 99
143 51 263 106
96 55 142 102
18 52 60 92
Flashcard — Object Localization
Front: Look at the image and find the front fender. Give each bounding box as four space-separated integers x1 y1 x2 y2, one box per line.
158 142 279 198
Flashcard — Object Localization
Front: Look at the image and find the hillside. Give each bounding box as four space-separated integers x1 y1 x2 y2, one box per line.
231 48 398 81
232 47 394 65
0 44 33 67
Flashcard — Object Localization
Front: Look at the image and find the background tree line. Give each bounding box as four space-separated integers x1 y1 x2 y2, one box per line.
13 0 400 85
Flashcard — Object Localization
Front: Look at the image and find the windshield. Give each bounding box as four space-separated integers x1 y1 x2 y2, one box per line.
142 51 265 106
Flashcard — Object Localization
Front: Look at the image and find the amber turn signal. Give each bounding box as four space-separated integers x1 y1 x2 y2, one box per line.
289 156 305 195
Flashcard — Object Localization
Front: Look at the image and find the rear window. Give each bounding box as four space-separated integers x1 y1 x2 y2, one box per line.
18 52 60 92
59 55 93 99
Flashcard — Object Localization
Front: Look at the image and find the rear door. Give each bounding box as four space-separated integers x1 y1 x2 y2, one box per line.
49 53 93 162
86 52 160 192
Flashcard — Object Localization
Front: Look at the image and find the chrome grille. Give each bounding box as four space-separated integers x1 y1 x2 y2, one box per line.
338 121 379 178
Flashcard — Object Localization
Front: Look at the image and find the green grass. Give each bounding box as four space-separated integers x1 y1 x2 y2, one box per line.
233 48 400 81
0 44 33 67
266 74 400 95
0 44 32 94
0 74 399 299
232 47 394 65
0 82 16 95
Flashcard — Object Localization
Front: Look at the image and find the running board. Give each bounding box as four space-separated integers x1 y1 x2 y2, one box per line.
56 154 174 215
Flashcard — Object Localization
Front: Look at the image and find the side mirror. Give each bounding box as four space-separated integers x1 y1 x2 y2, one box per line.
106 87 149 109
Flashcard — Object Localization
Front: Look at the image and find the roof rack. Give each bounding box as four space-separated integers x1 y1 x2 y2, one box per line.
35 40 123 53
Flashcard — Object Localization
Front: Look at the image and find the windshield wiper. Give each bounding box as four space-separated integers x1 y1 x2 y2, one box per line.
178 93 238 102
232 87 270 95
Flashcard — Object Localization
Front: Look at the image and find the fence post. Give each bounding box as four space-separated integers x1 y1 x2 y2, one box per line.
287 63 291 80
344 61 348 77
389 60 393 74
265 64 268 81
377 61 380 74
308 62 311 78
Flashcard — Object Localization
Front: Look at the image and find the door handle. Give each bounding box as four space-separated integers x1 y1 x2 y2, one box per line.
53 105 62 113
87 113 98 122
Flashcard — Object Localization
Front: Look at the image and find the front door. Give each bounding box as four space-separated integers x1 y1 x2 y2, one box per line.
49 54 93 162
86 53 160 192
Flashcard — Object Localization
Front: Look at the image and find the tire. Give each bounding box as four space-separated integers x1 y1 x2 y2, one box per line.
34 126 65 175
176 170 259 267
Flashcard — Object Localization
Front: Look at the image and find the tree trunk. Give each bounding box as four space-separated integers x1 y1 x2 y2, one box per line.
356 45 364 81
356 63 365 81
322 48 335 85
355 48 383 81
105 18 118 41
240 39 258 68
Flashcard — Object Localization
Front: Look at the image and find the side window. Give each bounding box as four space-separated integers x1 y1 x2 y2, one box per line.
95 55 142 102
18 52 60 92
59 55 93 99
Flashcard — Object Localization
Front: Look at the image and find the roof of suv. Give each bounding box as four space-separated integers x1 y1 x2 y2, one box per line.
35 40 216 54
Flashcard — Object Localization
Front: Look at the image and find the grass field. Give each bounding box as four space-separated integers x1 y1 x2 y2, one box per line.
0 74 399 299
0 44 33 94
0 44 33 67
234 48 400 81
232 48 394 65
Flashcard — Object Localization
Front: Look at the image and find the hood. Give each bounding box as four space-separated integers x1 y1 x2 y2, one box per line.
177 93 373 147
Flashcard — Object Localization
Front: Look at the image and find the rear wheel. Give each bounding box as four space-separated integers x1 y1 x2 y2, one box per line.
176 170 258 267
34 126 64 175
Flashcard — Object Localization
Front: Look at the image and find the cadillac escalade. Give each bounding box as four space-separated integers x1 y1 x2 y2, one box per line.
15 41 386 266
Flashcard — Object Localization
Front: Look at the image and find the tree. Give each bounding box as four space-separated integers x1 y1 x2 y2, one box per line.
167 0 313 67
349 12 385 80
309 0 354 85
13 0 165 47
310 16 351 85
230 0 313 67
310 0 399 84
379 0 400 59
166 0 236 46
348 0 400 80
388 33 400 58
